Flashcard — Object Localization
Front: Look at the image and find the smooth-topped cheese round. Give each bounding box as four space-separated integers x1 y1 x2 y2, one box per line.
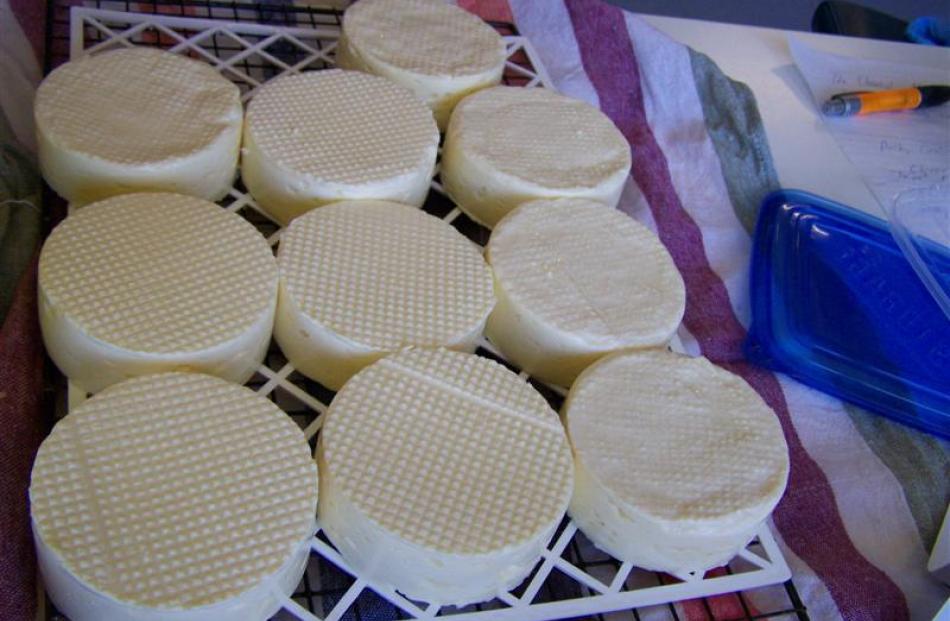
274 200 495 390
242 70 439 225
318 348 573 605
486 198 685 386
39 193 278 393
35 48 242 204
563 350 789 574
336 0 506 130
441 86 631 228
30 372 319 621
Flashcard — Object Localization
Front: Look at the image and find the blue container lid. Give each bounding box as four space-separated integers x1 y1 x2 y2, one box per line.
744 190 950 438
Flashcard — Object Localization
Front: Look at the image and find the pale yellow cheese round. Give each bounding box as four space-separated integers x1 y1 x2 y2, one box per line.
38 192 277 393
486 198 685 386
318 348 573 605
336 0 506 129
242 70 439 224
30 372 318 621
35 48 242 204
274 200 495 390
441 86 631 228
563 350 790 574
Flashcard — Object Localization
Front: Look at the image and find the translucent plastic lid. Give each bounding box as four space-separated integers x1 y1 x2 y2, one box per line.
744 190 950 438
888 184 950 320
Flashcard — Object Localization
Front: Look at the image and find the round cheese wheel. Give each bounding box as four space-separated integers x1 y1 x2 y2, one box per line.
563 350 789 574
485 198 685 386
336 0 506 129
318 348 573 605
30 372 318 621
35 48 242 204
242 70 439 225
38 193 277 393
274 200 495 390
441 86 631 228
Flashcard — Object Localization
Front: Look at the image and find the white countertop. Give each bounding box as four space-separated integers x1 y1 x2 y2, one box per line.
641 14 950 216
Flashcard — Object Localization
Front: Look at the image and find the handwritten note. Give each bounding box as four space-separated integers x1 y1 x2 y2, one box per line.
789 37 950 213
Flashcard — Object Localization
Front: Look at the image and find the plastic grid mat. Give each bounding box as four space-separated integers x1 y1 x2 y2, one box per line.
42 2 809 620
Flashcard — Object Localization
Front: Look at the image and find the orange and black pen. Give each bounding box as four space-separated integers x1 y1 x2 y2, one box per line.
821 85 950 116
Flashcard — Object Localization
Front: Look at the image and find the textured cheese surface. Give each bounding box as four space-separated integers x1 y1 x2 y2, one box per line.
30 373 318 608
448 87 630 190
35 48 239 166
278 201 494 350
244 70 438 186
322 348 573 554
566 350 789 522
488 198 684 347
39 193 276 353
341 0 505 76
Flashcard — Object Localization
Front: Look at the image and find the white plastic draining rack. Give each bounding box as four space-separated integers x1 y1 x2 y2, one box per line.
53 6 796 621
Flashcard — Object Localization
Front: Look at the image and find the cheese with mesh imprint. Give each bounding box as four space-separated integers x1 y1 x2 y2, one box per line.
336 0 506 130
30 372 319 621
38 193 277 394
317 348 573 605
440 86 631 228
274 200 494 390
485 198 685 386
241 70 439 225
563 350 789 574
34 48 242 204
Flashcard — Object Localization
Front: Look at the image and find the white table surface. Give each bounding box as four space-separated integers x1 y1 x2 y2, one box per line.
640 14 950 217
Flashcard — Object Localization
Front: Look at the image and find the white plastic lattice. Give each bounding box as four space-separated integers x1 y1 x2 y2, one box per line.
55 6 793 621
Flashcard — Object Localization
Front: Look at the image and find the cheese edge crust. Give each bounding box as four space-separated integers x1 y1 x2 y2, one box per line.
30 373 319 620
34 51 242 204
317 436 562 606
440 136 629 229
38 285 276 394
33 519 312 621
241 125 435 225
483 201 686 386
273 278 489 391
315 350 572 605
562 352 789 573
335 30 504 130
240 73 438 225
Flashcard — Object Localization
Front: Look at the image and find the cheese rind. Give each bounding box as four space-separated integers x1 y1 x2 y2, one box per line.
38 193 278 393
273 200 495 390
336 0 506 129
318 348 573 605
485 198 685 386
35 48 241 204
241 70 439 224
441 86 631 228
563 350 789 574
30 373 319 621
35 532 310 621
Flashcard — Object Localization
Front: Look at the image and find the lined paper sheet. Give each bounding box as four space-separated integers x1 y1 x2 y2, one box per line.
789 37 950 214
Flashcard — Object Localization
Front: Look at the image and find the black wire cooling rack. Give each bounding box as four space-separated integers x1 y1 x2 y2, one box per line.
42 2 810 620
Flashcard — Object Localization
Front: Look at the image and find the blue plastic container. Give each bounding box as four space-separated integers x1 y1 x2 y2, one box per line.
744 190 950 438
